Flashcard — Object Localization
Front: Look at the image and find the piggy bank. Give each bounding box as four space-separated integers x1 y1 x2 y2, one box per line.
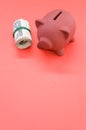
35 9 76 55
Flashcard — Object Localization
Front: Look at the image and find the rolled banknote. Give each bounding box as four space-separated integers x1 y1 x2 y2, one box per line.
13 19 32 49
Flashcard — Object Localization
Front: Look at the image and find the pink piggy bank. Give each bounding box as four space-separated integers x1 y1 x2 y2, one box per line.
35 9 76 55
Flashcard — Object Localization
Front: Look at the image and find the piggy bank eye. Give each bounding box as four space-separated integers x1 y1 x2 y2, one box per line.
53 11 62 20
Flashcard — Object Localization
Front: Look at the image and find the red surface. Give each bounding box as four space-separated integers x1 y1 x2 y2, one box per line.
0 0 86 130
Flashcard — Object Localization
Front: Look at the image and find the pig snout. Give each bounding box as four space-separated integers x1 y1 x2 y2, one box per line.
37 37 52 50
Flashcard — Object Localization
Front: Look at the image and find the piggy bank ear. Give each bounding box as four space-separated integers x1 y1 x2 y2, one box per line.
60 27 70 40
35 20 44 28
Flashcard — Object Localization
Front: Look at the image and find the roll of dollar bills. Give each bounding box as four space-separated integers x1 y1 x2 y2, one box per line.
13 19 32 49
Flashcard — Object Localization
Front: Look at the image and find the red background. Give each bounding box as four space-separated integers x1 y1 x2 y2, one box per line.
0 0 86 130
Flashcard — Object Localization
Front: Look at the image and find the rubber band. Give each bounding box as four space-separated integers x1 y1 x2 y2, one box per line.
13 26 31 38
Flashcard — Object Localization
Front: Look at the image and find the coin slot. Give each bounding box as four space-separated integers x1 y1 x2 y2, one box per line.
53 11 62 20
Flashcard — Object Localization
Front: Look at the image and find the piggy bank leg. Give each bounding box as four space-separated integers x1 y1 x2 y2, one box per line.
55 49 64 56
